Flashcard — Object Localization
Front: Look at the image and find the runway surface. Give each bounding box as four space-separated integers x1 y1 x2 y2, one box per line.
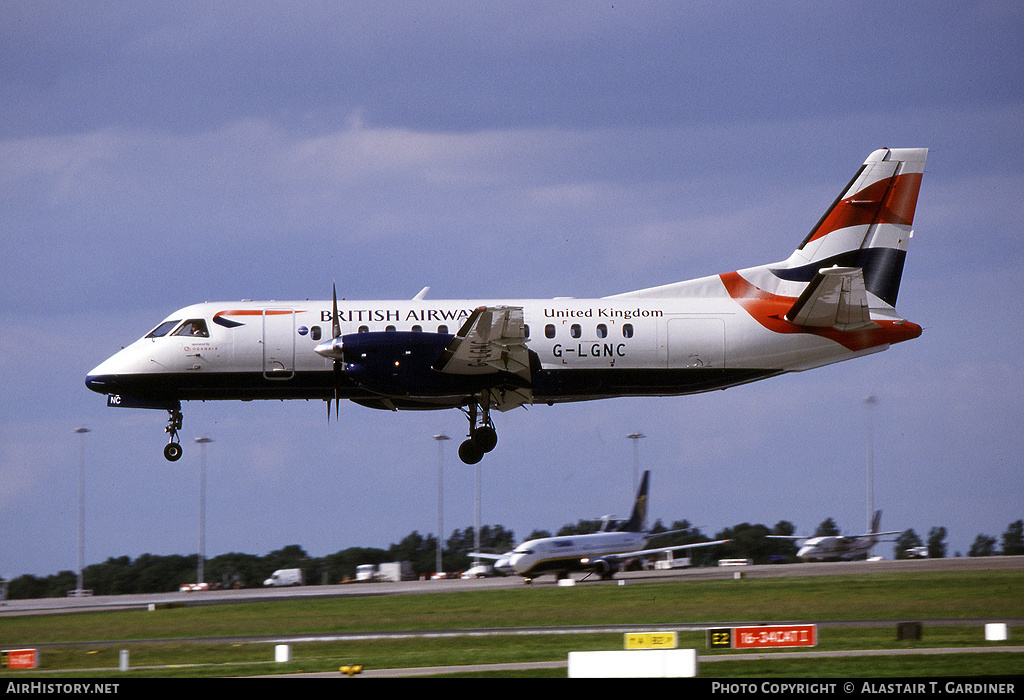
2 555 1020 618
3 557 1020 678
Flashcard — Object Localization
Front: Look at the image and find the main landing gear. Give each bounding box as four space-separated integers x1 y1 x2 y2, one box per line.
458 399 498 465
164 408 184 461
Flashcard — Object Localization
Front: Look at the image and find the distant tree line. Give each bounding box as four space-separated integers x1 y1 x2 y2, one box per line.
3 519 1021 600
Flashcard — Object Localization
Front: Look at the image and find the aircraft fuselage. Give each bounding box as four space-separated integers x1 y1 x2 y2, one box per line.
87 291 915 407
508 531 650 580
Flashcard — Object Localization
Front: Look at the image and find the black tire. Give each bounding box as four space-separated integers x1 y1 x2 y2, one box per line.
471 426 498 453
459 439 484 464
164 442 183 461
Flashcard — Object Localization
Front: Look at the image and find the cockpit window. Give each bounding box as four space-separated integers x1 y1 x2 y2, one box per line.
173 319 210 338
146 320 181 338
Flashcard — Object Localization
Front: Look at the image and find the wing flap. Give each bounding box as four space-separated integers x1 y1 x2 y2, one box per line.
433 306 531 379
432 305 533 411
483 385 533 412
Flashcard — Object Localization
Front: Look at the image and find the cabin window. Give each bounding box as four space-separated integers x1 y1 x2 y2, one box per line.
524 325 530 339
622 323 633 338
173 319 209 338
545 324 556 339
570 324 581 338
358 326 369 333
438 325 449 334
146 320 181 338
411 325 422 332
596 323 607 338
385 325 396 332
310 326 322 341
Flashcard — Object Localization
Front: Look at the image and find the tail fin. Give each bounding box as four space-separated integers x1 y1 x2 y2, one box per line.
772 148 927 307
870 510 882 535
619 470 650 533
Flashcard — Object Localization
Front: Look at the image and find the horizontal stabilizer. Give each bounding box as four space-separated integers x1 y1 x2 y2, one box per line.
785 267 876 331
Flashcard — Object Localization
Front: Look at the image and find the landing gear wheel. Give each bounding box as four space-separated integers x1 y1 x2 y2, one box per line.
163 407 184 462
459 439 484 465
471 425 498 453
459 397 498 464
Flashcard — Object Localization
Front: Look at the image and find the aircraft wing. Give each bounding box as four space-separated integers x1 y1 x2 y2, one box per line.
432 306 533 411
467 552 510 560
605 538 732 562
843 531 903 541
785 266 877 331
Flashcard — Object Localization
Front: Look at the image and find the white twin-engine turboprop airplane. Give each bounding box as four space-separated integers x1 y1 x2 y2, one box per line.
86 148 927 464
767 510 901 561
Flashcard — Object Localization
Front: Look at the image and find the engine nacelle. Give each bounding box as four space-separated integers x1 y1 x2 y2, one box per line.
582 556 618 579
339 331 491 397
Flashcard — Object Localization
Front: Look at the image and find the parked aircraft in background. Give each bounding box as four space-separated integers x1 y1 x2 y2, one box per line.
86 148 928 464
768 510 900 561
465 551 515 577
472 471 729 582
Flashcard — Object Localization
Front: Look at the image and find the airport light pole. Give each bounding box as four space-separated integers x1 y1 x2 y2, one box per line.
626 432 645 494
74 427 90 596
864 396 877 532
472 457 481 567
433 434 450 576
195 437 213 585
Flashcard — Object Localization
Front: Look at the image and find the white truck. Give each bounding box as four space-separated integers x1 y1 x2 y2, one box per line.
355 561 415 582
355 564 379 582
262 568 304 587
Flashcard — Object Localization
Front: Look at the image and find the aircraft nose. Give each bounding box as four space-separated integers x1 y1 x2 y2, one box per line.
85 372 112 394
86 369 133 395
85 349 138 395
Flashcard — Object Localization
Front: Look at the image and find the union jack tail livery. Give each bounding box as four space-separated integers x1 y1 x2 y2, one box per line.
617 148 927 358
776 147 926 308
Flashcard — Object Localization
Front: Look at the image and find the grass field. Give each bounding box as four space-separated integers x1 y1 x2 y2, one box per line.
1 570 1021 678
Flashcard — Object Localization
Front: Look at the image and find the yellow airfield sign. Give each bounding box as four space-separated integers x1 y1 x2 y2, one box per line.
624 632 678 650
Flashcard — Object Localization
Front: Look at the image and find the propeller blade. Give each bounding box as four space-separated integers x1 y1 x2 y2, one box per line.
332 281 341 421
332 281 341 339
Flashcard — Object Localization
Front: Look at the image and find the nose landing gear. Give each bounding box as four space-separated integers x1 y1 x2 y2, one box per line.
164 408 184 461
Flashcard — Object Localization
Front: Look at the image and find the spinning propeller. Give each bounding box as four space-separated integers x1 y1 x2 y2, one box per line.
332 281 341 419
313 281 345 420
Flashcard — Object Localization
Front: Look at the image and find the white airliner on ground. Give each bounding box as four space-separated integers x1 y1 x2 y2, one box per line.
473 471 729 583
86 148 928 463
768 510 901 561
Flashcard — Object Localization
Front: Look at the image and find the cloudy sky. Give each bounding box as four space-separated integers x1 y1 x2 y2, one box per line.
3 1 1022 580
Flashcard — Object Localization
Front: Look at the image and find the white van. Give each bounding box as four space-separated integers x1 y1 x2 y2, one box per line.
262 568 304 587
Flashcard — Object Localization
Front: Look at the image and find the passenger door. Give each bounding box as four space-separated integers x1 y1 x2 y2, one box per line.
262 309 296 379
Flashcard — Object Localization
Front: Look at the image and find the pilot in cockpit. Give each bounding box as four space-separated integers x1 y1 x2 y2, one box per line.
176 319 209 338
